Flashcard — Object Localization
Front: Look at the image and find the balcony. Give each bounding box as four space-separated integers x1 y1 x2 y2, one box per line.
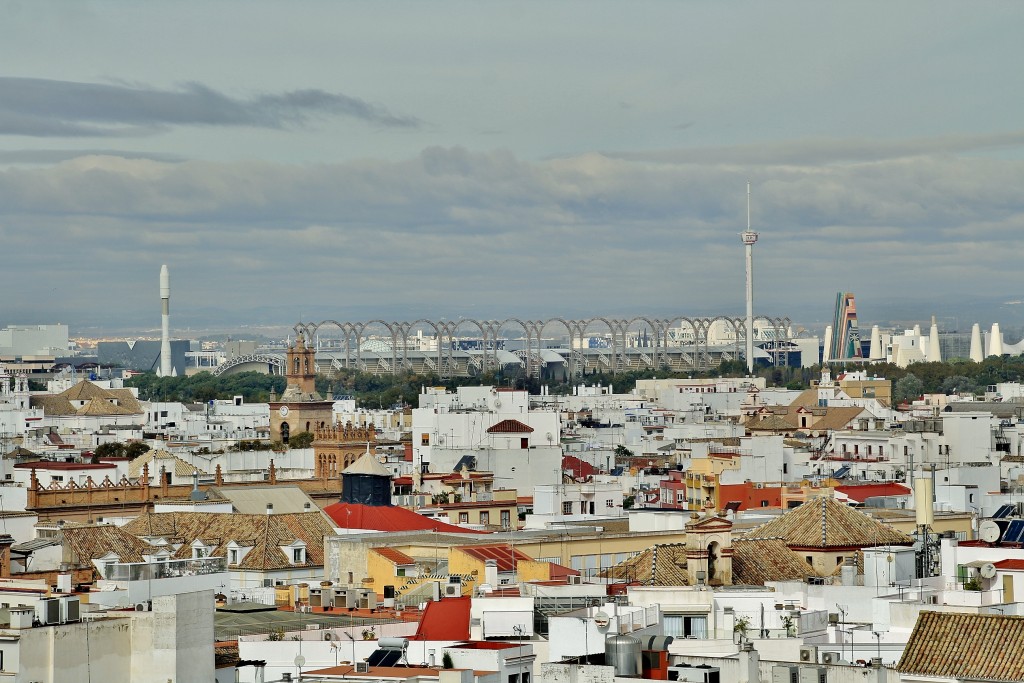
105 557 227 582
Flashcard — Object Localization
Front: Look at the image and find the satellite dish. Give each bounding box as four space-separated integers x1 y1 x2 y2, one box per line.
980 563 997 579
980 520 1001 544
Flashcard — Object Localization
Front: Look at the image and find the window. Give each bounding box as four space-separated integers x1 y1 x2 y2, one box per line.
580 502 588 514
836 557 844 565
663 614 708 638
853 445 859 455
229 549 238 565
520 437 529 449
421 433 430 446
479 511 490 526
293 548 305 564
459 512 469 523
160 410 168 418
500 510 511 529
805 556 813 566
193 546 207 559
783 463 788 474
562 501 573 515
606 499 614 508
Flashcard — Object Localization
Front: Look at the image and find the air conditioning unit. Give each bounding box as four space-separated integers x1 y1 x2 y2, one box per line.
323 632 334 641
799 667 827 683
820 651 842 665
355 662 370 673
443 583 461 597
799 646 818 663
771 665 799 683
567 575 582 585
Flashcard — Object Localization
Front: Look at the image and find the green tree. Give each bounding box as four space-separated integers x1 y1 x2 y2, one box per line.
94 442 126 458
125 442 151 458
288 431 315 449
894 373 924 404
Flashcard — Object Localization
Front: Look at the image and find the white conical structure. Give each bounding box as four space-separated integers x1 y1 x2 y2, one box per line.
970 323 984 362
869 325 882 360
822 325 833 364
928 317 941 363
989 323 1004 357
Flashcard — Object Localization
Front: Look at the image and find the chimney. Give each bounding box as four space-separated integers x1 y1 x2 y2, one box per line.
266 503 274 515
0 534 15 578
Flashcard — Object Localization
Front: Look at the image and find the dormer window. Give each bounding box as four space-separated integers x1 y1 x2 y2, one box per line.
190 539 211 559
229 549 239 565
281 539 307 565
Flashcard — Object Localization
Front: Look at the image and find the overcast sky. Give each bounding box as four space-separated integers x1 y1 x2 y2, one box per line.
2 2 1023 333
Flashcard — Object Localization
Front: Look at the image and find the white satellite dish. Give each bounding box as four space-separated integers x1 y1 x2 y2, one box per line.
980 563 997 580
980 520 1001 544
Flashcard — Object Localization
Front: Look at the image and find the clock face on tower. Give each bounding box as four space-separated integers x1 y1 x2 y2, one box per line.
278 405 289 417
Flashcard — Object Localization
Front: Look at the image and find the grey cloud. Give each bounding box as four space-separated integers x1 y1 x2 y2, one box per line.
0 149 186 164
607 131 1024 165
0 77 420 137
1 144 1023 328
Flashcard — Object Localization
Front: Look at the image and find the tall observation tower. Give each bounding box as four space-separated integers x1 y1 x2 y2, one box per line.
741 182 758 374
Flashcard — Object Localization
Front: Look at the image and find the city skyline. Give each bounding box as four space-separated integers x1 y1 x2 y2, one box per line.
2 3 1024 331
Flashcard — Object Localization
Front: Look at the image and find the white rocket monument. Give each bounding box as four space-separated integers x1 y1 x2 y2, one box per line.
160 264 172 377
741 181 758 374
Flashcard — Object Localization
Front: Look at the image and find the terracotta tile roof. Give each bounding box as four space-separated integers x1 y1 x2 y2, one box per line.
105 388 143 413
414 596 471 640
994 559 1024 571
601 544 689 586
62 524 150 564
30 394 77 416
60 380 111 401
121 511 335 570
731 537 815 584
745 497 912 549
371 547 416 566
744 415 797 432
456 544 533 572
322 502 486 534
31 381 143 417
563 455 596 479
486 419 534 434
835 483 911 502
897 611 1024 682
129 449 206 478
76 398 137 416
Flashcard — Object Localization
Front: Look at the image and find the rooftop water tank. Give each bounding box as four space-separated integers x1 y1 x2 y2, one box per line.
605 634 641 677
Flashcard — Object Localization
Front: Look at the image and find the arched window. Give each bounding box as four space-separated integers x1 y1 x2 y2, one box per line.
281 422 291 444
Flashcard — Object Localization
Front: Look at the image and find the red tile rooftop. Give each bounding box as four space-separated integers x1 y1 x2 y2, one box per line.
414 596 470 641
305 664 442 678
994 559 1024 570
15 461 116 470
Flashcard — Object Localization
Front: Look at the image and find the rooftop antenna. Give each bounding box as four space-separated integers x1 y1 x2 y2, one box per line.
741 181 759 374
